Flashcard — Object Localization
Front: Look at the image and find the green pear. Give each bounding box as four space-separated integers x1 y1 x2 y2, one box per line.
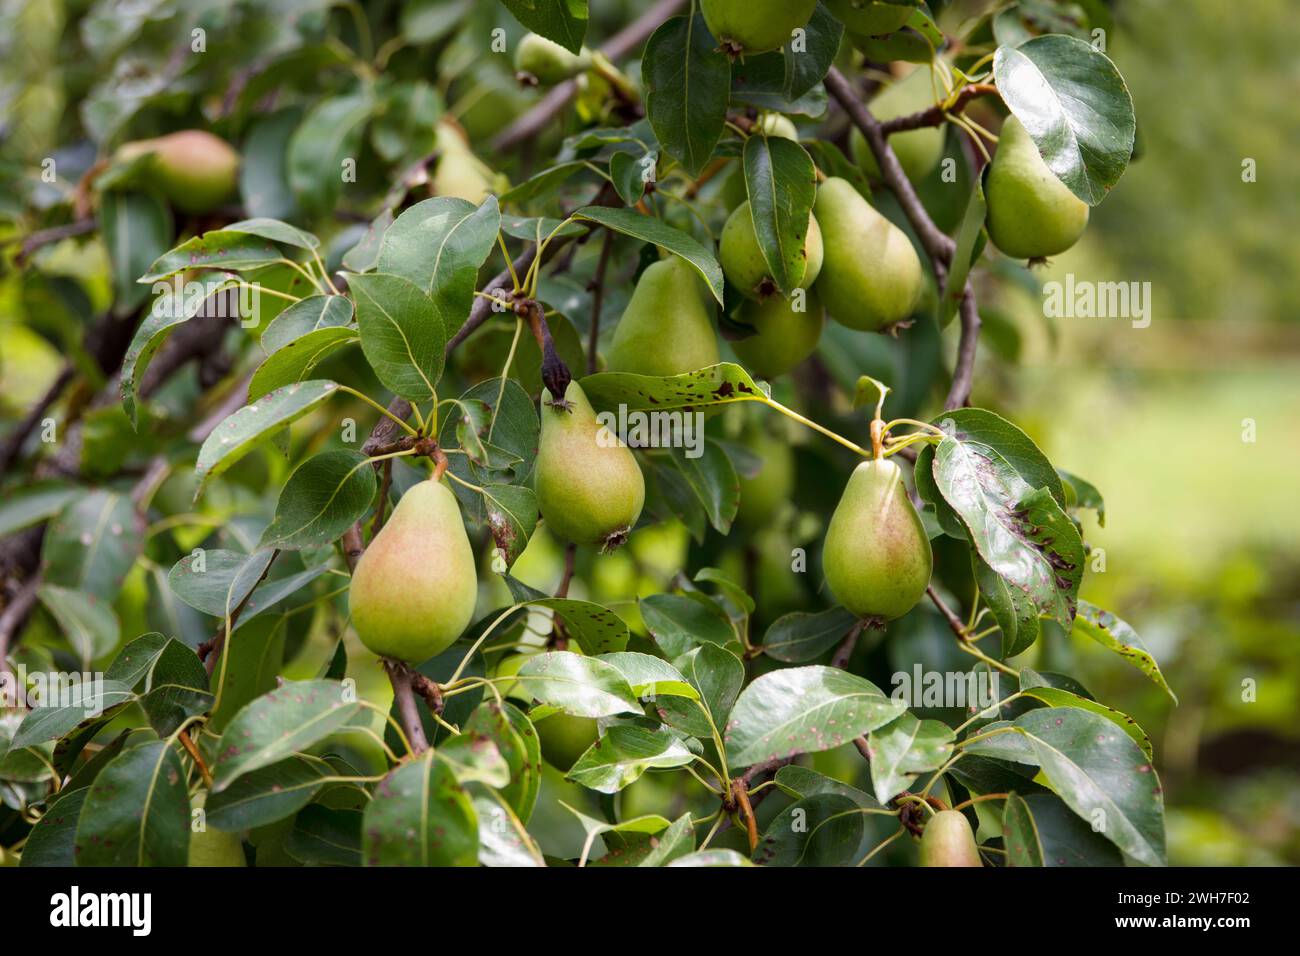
720 201 824 300
985 115 1089 260
736 430 796 528
919 810 983 867
822 457 931 620
731 288 824 379
606 256 720 376
536 712 599 772
849 69 943 182
757 113 798 140
493 651 539 702
535 380 646 550
825 0 913 35
348 477 479 663
514 32 591 85
116 130 239 214
432 121 505 204
813 177 923 331
188 793 246 867
701 0 819 55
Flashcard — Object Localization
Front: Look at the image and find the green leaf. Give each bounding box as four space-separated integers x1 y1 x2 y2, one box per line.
643 14 729 176
1058 468 1105 525
471 786 545 866
193 380 340 498
639 593 733 657
286 805 363 866
570 207 724 304
566 725 694 793
18 787 87 867
480 483 538 570
362 751 478 866
656 643 745 739
595 652 698 700
1003 791 1045 866
940 171 986 327
75 740 190 867
1012 707 1166 866
500 161 589 204
500 0 588 54
1022 792 1122 866
240 108 302 220
223 217 320 250
41 490 142 602
762 606 859 663
667 848 754 867
259 450 377 550
140 232 281 282
931 436 1084 628
11 680 135 749
993 34 1136 204
743 134 816 294
580 363 766 414
665 440 739 536
864 712 955 804
0 482 80 538
774 764 880 809
515 652 640 718
34 585 120 663
1072 601 1177 704
377 196 501 324
753 793 864 866
204 756 330 830
609 148 656 205
100 191 172 314
350 272 446 403
167 549 274 617
288 91 374 215
593 812 694 867
211 680 361 792
249 326 359 400
784 4 843 98
1018 671 1153 759
259 294 353 353
725 666 905 768
137 639 211 737
973 553 1040 658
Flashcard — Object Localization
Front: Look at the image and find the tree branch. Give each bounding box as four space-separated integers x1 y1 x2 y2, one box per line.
491 0 686 151
879 83 997 135
0 575 41 679
927 585 969 641
824 66 981 410
383 658 430 755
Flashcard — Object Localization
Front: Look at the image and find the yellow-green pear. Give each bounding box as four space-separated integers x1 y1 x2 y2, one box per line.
813 177 923 331
985 115 1089 260
348 477 479 663
492 653 536 702
822 457 931 620
188 793 246 867
757 113 798 140
849 69 943 182
736 430 795 527
116 130 239 214
825 0 913 35
919 810 983 867
731 288 824 379
535 380 646 550
514 32 591 85
606 256 720 376
432 121 504 204
536 712 599 772
720 201 823 300
701 0 819 56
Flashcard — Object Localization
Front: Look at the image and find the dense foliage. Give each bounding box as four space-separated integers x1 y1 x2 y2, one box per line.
0 0 1179 868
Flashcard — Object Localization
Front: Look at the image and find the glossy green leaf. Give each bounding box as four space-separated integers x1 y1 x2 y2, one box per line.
362 751 478 866
259 450 377 550
639 593 733 657
259 294 353 353
566 725 694 793
515 652 640 718
75 740 190 867
571 207 724 304
350 272 446 402
1072 601 1177 704
864 712 955 804
643 14 729 176
248 326 359 401
140 232 281 282
743 134 816 294
753 793 864 866
471 785 544 867
595 652 699 700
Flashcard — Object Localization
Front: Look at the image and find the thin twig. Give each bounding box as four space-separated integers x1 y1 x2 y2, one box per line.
927 585 969 641
879 84 997 135
382 658 430 755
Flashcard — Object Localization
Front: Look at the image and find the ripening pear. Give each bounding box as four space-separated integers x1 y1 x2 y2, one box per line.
822 457 931 620
849 69 944 182
606 256 720 376
348 478 479 663
188 793 246 868
731 288 824 379
701 0 819 56
536 712 600 772
736 430 795 528
814 177 923 331
535 380 646 550
514 32 591 85
985 115 1090 260
919 810 983 867
721 202 823 301
825 0 913 35
116 130 239 214
431 121 504 204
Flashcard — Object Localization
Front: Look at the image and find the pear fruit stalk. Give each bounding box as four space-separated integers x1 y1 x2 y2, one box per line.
985 115 1089 260
919 810 983 867
822 457 931 621
606 256 719 376
813 177 923 331
535 380 645 550
348 477 478 663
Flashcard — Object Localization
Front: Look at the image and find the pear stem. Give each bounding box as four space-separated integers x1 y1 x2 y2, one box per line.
762 397 872 459
382 659 429 755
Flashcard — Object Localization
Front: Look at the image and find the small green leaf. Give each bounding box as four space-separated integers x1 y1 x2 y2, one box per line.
566 725 694 794
259 450 377 550
75 740 190 867
350 272 446 402
1003 791 1045 866
570 207 724 304
1072 601 1177 704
